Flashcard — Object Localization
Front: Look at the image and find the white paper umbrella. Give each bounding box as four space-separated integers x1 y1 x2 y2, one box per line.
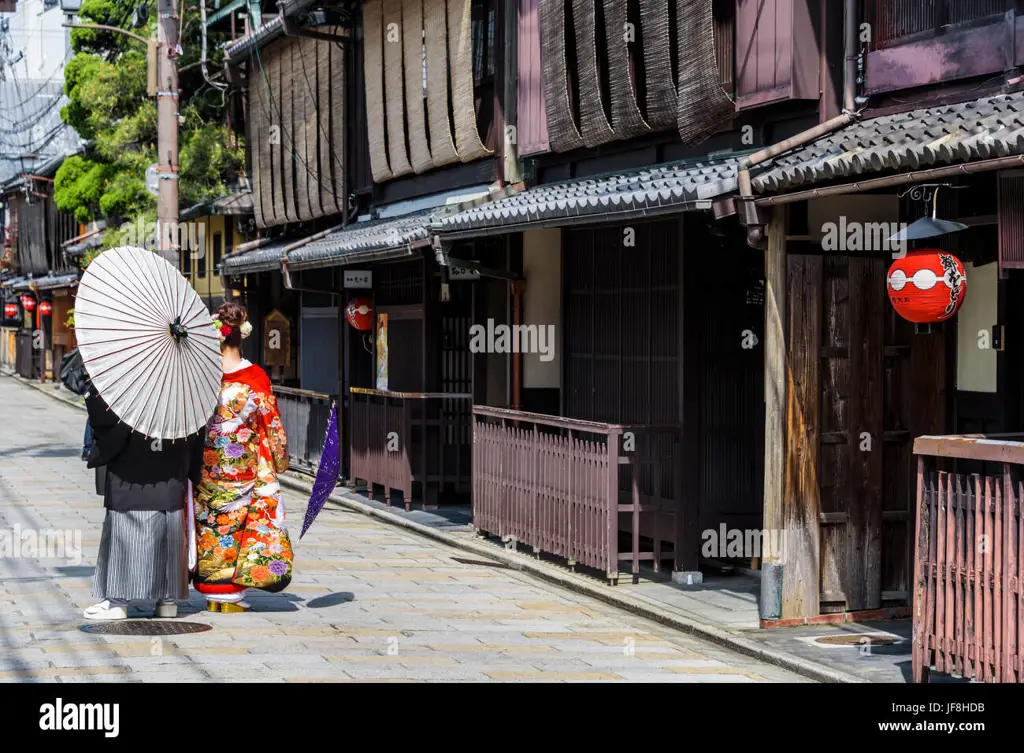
73 246 222 440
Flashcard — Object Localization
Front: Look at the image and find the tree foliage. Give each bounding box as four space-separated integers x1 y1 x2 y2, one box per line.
55 0 244 263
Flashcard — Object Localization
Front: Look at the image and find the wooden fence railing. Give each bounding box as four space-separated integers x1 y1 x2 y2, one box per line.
912 434 1023 683
275 386 337 475
349 388 473 510
472 407 682 585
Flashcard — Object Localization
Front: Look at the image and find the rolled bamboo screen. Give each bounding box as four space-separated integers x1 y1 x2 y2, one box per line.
327 27 346 215
403 0 434 173
540 0 585 152
676 0 734 144
602 0 650 139
572 0 615 147
278 41 296 223
639 0 678 129
361 0 491 182
295 36 315 222
383 0 414 177
447 0 493 162
539 0 734 152
363 0 394 182
248 32 347 229
248 50 267 230
424 0 459 167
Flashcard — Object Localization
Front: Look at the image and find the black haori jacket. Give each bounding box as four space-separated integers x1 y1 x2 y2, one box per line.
85 387 206 513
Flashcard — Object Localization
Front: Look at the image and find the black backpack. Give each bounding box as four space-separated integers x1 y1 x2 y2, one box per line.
60 348 91 396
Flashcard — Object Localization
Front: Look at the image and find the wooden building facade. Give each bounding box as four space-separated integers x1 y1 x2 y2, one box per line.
218 0 1024 617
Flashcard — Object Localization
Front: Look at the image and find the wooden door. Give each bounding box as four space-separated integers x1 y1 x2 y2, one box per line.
803 254 945 614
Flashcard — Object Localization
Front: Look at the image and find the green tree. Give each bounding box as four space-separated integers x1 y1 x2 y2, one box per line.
55 0 244 264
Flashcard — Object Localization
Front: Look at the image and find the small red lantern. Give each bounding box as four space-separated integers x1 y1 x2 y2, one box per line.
3 302 17 319
39 300 52 317
887 248 967 324
21 295 36 312
346 297 373 331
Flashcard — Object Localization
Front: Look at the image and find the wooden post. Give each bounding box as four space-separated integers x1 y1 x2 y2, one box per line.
782 249 823 619
761 207 787 619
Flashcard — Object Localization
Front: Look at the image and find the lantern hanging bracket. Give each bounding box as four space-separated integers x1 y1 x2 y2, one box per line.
897 182 968 208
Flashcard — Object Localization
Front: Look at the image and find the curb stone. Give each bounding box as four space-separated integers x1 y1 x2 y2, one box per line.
8 372 863 683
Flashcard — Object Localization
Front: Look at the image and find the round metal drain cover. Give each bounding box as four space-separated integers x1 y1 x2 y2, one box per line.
814 634 897 646
79 620 213 635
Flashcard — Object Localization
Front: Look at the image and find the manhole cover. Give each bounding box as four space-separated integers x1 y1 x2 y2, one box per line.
814 634 897 646
78 620 213 635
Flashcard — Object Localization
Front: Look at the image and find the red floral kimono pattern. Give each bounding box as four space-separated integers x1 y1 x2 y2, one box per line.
193 365 291 593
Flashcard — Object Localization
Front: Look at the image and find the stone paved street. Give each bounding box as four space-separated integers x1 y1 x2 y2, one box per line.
0 374 809 683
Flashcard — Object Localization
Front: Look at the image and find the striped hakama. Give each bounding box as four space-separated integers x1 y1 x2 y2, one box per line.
92 509 189 602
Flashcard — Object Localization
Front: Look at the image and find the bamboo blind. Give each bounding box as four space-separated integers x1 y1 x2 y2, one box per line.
403 0 434 173
363 0 394 182
361 0 491 182
299 30 319 220
639 0 678 129
572 0 615 148
424 0 459 167
328 25 346 215
603 0 650 139
248 32 347 229
383 0 414 177
278 41 296 223
540 0 585 152
675 0 733 144
447 0 492 162
539 0 734 152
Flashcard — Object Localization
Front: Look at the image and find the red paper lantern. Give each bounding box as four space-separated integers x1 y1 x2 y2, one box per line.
346 297 373 331
21 295 36 312
39 300 52 316
3 303 17 318
887 249 967 324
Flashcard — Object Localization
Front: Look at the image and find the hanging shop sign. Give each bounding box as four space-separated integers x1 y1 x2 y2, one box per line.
887 248 967 324
375 313 388 391
345 297 373 331
448 264 480 281
344 270 372 289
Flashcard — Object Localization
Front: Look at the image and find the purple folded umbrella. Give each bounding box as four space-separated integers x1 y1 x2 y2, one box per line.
300 402 340 539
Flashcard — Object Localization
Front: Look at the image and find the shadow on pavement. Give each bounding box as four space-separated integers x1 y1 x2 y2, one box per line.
305 592 355 609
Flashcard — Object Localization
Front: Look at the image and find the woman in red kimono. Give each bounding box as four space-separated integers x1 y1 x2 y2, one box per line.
192 301 292 612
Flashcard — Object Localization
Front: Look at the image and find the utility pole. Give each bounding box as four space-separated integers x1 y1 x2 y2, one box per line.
62 17 179 265
156 0 179 267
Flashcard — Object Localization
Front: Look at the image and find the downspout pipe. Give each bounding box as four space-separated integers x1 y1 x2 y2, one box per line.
737 0 864 247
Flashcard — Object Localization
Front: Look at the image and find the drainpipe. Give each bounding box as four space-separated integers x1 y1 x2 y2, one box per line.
843 0 858 113
737 0 864 248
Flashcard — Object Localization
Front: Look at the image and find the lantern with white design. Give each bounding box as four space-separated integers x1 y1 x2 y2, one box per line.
886 249 967 324
345 297 373 331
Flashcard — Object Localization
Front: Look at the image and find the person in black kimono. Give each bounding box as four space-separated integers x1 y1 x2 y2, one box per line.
83 384 206 620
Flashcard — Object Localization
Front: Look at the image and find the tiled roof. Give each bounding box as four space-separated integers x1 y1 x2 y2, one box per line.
285 209 442 270
180 190 254 221
64 233 105 260
2 272 78 291
436 158 740 237
752 91 1024 193
220 241 290 275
